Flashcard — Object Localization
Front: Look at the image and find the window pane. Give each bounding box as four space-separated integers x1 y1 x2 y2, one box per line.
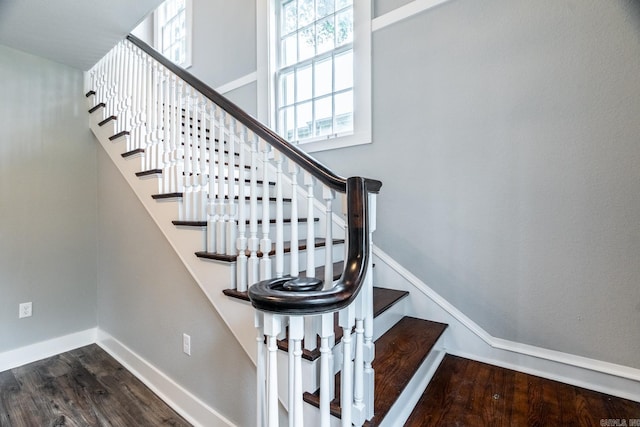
336 8 353 46
280 71 295 106
334 90 353 133
298 0 315 27
316 0 334 19
314 96 333 136
298 26 315 61
296 101 312 140
281 34 298 67
334 51 353 91
316 17 335 55
281 0 297 35
296 65 312 102
314 57 332 97
279 106 295 140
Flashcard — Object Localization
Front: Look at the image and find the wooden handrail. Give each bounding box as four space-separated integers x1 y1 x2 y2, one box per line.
126 34 381 194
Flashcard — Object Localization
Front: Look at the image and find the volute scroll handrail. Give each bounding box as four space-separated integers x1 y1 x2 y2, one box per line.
125 34 382 195
248 176 370 315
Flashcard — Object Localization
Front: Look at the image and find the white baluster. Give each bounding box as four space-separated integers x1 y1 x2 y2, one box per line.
288 160 300 277
143 55 153 172
274 152 284 279
260 142 272 280
353 315 366 427
255 312 266 427
263 313 282 427
323 187 335 288
183 87 193 221
305 173 315 277
198 99 209 221
226 118 237 256
191 94 202 221
161 72 172 194
319 312 335 427
174 80 185 220
216 110 227 253
248 134 260 285
206 104 218 253
236 125 248 292
340 305 355 427
288 316 304 427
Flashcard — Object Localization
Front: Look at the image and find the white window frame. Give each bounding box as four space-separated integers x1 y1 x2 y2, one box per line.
258 0 371 153
154 0 193 69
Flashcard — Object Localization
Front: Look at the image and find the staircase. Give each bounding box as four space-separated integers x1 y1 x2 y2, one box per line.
86 34 450 426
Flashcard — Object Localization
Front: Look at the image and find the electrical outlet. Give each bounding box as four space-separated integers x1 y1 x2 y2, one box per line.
19 302 32 318
183 333 191 356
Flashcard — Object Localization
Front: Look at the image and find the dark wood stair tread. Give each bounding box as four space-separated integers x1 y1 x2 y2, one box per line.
223 261 345 302
88 103 105 114
196 238 344 262
136 169 163 177
173 217 318 227
121 148 144 158
303 317 448 424
98 115 117 127
109 130 130 141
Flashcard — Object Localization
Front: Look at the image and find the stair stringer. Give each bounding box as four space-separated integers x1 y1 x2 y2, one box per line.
371 246 640 403
91 111 263 366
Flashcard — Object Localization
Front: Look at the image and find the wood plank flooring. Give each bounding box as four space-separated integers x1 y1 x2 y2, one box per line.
0 344 191 427
405 354 640 427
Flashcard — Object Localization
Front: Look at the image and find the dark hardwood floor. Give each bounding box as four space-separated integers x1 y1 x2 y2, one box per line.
0 344 191 427
406 354 640 427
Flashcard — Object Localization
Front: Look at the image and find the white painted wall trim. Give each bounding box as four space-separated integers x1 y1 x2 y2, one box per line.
372 0 453 32
372 246 640 401
0 328 97 372
96 329 236 427
215 71 258 95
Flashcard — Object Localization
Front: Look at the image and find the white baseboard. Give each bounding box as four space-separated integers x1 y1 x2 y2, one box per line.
372 246 640 402
96 329 235 427
0 328 97 372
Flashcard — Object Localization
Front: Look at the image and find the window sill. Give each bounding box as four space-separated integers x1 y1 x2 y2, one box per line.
295 131 372 153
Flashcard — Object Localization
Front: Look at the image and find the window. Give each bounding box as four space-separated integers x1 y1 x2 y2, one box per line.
155 0 192 68
258 0 371 152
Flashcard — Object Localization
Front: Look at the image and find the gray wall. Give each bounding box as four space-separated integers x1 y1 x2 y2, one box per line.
134 0 640 370
96 149 255 426
0 44 98 352
314 0 640 368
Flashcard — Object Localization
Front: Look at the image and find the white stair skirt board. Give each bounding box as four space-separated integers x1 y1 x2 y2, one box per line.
0 328 97 373
372 246 640 402
97 330 235 427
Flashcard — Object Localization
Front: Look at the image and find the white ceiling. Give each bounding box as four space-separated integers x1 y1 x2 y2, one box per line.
0 0 163 70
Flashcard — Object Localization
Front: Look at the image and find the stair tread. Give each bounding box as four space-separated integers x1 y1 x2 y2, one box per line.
223 261 345 302
195 238 345 262
303 316 448 424
172 217 318 227
121 148 144 158
88 103 105 114
109 130 130 141
98 115 117 127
